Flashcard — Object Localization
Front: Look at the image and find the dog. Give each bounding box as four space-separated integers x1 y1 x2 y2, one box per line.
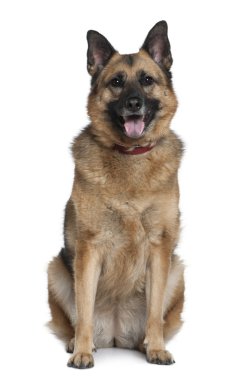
47 20 185 369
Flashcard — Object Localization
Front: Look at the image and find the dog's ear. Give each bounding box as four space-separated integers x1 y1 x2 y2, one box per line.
87 30 116 76
141 20 173 70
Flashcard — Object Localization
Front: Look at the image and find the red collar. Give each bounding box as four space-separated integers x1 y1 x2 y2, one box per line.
113 144 155 155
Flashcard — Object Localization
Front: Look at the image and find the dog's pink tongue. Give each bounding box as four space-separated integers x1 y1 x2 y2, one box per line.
124 118 145 138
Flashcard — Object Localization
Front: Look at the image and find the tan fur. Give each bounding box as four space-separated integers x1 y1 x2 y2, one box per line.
47 23 185 368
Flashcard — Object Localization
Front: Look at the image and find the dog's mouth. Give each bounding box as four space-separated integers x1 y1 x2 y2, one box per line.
107 98 160 140
119 111 152 139
122 115 145 138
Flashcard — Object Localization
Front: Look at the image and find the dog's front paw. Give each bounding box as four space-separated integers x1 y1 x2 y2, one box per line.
146 349 175 365
67 352 94 369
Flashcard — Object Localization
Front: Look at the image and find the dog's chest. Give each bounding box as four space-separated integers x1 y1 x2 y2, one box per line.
94 198 163 299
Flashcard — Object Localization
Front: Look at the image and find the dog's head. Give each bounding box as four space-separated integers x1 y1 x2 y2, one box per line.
87 21 177 148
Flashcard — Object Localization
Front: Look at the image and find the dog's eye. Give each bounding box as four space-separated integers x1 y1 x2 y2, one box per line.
110 77 124 88
140 75 154 86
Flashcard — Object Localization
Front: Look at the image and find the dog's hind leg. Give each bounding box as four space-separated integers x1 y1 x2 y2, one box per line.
47 255 75 350
163 294 184 343
163 255 185 343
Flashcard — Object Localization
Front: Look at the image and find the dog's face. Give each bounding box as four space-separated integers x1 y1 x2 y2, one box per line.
87 21 178 148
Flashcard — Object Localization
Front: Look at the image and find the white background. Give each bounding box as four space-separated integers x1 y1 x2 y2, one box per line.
0 0 250 379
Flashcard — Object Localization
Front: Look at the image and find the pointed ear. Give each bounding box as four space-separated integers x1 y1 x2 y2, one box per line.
87 30 116 76
141 20 173 70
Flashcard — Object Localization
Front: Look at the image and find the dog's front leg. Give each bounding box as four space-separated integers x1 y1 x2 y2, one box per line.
144 237 175 365
67 239 101 369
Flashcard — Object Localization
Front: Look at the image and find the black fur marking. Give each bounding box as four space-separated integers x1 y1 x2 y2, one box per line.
107 93 160 137
123 54 134 66
91 71 100 87
164 69 172 80
59 248 73 275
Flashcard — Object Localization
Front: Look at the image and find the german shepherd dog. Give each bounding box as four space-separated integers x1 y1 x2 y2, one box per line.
47 20 184 369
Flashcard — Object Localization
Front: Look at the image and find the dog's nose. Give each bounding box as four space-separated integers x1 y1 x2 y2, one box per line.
125 97 143 113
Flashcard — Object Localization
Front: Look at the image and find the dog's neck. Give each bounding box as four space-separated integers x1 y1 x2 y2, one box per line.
113 143 155 155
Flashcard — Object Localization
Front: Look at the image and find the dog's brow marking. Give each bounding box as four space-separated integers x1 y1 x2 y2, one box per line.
123 54 134 66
